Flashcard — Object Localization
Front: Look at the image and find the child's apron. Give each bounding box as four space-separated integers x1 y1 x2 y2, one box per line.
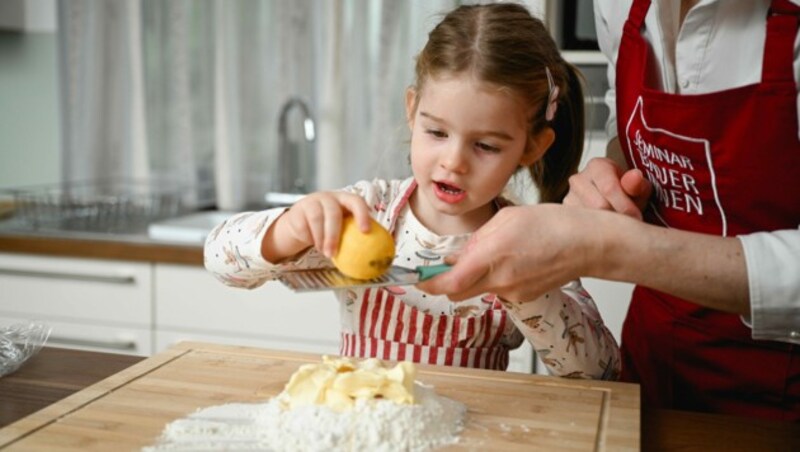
340 181 513 370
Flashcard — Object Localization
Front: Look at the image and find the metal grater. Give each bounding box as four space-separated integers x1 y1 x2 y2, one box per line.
278 263 450 292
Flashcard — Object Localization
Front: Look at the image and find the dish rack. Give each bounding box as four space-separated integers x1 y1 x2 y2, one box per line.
3 179 213 233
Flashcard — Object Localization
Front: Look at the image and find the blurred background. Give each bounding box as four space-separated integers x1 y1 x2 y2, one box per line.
0 0 629 368
0 0 611 208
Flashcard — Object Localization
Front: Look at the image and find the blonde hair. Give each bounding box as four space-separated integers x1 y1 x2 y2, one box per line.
412 3 585 202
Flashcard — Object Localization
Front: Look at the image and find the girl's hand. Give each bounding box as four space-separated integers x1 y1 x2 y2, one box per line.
262 192 372 262
563 157 652 220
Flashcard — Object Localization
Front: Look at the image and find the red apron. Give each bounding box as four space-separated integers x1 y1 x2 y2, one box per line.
617 0 800 420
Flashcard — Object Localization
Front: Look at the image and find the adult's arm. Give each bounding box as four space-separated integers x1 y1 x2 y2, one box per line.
419 205 800 343
419 205 745 310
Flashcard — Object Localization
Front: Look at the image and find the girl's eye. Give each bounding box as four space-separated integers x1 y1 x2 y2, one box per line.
476 142 501 153
425 129 447 138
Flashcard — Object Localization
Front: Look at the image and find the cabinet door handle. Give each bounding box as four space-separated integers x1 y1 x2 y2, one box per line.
0 268 136 285
47 336 139 351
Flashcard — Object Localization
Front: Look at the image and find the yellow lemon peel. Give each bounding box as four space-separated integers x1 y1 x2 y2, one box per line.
332 216 395 280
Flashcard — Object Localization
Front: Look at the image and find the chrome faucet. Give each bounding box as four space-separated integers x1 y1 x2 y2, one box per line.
277 97 316 195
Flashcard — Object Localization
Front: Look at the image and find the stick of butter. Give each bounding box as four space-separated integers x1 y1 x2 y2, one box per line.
283 356 416 412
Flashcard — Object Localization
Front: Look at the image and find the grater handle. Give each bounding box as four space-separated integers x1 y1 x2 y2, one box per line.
416 263 452 281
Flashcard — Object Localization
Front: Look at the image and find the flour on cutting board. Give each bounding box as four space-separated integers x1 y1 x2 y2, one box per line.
143 383 465 452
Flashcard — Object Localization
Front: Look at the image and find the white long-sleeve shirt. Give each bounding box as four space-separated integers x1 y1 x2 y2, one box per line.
594 0 800 343
205 178 621 379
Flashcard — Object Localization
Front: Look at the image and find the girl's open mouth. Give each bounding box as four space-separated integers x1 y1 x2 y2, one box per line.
436 181 462 194
433 181 467 203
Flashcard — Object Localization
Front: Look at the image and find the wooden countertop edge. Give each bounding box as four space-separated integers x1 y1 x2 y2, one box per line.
0 235 203 266
0 347 187 448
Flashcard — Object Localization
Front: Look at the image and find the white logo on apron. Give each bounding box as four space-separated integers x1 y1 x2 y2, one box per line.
625 97 728 236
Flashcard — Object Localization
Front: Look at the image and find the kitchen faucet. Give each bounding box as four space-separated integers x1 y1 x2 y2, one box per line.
276 97 316 197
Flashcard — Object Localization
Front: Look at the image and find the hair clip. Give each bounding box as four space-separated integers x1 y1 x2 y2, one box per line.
545 67 559 122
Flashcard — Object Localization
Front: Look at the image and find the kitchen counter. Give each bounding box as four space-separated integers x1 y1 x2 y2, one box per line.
0 225 203 265
1 347 797 451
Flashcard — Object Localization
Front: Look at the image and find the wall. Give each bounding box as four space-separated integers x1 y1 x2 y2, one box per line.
0 0 59 189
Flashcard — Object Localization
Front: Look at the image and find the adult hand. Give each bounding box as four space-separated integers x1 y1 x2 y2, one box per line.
263 191 372 261
419 201 751 315
417 204 598 303
563 157 652 220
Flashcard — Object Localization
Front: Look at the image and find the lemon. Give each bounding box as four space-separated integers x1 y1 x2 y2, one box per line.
332 216 395 280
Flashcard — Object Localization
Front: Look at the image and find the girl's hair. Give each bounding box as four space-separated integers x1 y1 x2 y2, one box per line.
412 3 585 203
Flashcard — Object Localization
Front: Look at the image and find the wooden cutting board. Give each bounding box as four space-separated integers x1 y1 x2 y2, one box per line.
0 342 640 451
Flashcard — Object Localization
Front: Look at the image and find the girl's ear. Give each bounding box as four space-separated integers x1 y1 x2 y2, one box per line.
520 127 555 166
404 87 417 130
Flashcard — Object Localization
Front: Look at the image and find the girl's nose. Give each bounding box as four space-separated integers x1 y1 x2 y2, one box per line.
439 142 469 174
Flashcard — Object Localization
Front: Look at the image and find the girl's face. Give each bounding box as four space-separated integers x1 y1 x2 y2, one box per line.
405 74 553 235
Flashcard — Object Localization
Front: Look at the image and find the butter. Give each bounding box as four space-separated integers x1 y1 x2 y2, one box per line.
283 356 416 411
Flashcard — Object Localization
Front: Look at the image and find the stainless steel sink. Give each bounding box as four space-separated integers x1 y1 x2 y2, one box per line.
147 211 237 244
264 192 305 206
148 192 305 244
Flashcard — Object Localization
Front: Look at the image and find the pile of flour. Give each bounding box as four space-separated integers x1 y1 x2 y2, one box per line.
143 383 466 451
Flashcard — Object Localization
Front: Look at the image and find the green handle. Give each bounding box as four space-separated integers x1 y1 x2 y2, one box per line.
416 263 452 281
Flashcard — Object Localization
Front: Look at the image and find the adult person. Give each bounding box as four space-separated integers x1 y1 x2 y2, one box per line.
419 0 800 420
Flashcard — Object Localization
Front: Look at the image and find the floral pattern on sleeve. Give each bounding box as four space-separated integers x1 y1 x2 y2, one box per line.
499 280 621 380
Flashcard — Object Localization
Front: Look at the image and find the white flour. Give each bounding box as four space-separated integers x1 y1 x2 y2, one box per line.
144 383 465 451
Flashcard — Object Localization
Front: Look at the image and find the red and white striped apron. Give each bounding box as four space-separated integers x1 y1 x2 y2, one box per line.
339 181 513 370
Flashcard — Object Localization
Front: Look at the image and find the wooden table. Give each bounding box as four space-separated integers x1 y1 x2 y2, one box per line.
1 347 798 451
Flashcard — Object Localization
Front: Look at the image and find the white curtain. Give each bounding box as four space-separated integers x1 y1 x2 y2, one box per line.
58 1 150 183
57 0 459 210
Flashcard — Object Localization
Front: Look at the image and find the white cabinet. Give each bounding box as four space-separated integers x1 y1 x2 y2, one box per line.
508 341 534 374
153 264 340 355
0 253 342 357
581 277 634 344
0 252 152 356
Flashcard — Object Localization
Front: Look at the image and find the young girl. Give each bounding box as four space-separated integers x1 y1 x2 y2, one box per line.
205 3 619 379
